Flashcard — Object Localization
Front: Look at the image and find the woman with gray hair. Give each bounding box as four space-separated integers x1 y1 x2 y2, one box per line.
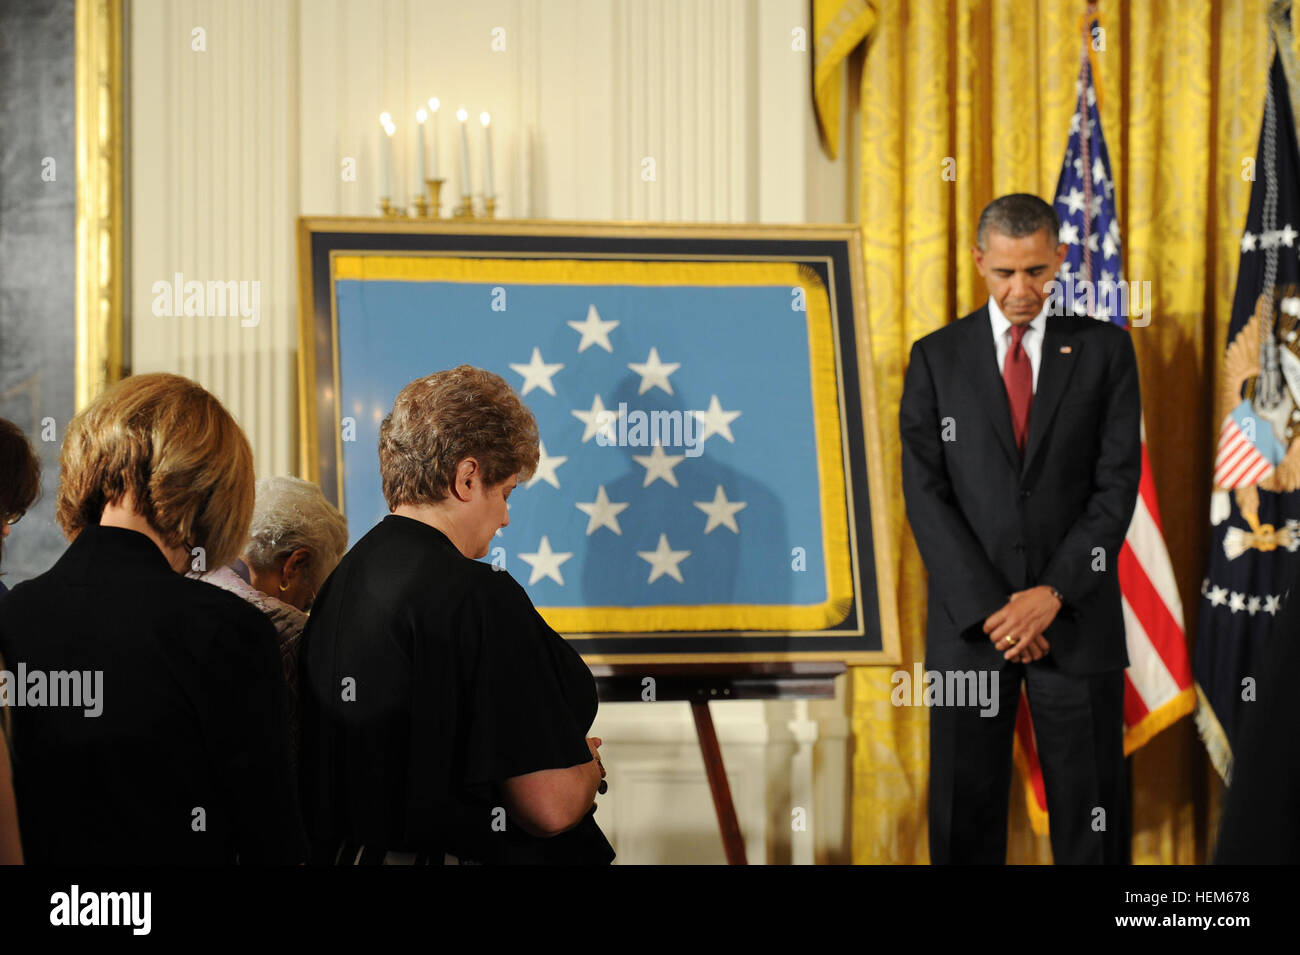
299 366 612 865
203 476 348 737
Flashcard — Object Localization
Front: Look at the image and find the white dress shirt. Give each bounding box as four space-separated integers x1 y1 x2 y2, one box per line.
988 296 1048 393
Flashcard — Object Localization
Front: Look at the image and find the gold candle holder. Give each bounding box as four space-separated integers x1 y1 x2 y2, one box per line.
453 194 474 218
425 178 446 218
412 194 429 217
483 196 497 218
378 197 403 217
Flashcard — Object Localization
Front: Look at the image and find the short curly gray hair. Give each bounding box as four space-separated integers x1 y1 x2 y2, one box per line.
379 365 539 509
242 476 348 593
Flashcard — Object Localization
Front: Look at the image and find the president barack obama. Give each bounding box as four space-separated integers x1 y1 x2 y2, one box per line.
899 194 1141 864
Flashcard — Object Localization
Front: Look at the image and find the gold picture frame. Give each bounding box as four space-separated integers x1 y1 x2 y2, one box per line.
296 216 900 665
74 0 127 409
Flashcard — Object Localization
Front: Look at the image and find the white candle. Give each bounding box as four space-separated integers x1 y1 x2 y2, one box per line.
415 108 428 183
378 112 395 198
480 112 494 199
456 107 472 197
427 98 441 179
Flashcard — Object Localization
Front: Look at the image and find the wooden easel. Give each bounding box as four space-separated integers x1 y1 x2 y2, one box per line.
591 662 847 865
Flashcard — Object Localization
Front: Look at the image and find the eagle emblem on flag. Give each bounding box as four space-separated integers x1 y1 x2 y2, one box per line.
1213 286 1300 558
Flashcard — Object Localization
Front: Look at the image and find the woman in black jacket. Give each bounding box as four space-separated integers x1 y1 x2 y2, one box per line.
0 373 305 864
299 365 612 864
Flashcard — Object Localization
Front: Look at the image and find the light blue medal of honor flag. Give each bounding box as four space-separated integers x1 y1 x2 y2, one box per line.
332 256 852 634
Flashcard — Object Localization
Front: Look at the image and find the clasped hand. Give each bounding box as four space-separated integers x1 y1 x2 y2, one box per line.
982 586 1061 663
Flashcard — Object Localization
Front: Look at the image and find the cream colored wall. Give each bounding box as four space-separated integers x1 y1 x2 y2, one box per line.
129 0 855 864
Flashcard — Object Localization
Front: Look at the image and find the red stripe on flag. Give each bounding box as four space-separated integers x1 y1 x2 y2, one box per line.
1118 542 1191 679
1221 452 1270 488
1216 426 1243 454
1015 691 1048 814
1123 671 1150 726
1216 439 1250 475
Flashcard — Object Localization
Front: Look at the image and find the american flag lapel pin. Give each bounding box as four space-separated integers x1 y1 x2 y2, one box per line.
1059 345 1072 354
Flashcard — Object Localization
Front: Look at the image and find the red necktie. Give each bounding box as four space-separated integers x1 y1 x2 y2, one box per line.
1003 324 1033 454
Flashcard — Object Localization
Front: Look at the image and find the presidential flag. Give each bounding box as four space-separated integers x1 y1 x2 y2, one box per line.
1011 14 1195 833
1196 50 1300 781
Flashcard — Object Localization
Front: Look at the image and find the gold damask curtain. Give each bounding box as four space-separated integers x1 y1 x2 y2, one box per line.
831 0 1293 864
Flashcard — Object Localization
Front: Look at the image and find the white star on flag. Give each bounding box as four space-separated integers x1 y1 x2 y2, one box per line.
575 485 630 535
1059 222 1081 246
1266 594 1282 614
509 347 564 396
627 347 681 395
637 533 691 584
567 304 619 353
518 535 573 586
1281 223 1298 246
1242 231 1257 252
572 394 619 443
1062 187 1086 214
1208 585 1228 607
691 395 741 444
693 485 747 534
632 443 685 487
526 441 567 489
1228 591 1246 613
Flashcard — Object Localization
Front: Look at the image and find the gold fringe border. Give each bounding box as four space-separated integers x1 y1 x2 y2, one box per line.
1194 682 1233 783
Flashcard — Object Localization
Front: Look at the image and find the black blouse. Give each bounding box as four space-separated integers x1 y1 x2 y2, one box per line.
0 525 305 864
298 514 614 864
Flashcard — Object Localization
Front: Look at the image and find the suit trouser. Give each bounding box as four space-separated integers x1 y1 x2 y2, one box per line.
928 660 1127 864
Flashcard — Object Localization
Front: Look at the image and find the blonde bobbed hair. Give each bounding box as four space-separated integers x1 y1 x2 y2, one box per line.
56 372 255 571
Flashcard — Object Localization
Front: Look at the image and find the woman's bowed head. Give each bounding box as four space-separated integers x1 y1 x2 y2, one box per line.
57 372 255 572
380 365 540 560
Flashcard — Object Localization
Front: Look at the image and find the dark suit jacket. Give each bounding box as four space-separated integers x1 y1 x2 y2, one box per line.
899 305 1142 675
0 524 306 864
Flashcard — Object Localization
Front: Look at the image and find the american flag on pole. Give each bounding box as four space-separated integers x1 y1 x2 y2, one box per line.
1012 8 1196 834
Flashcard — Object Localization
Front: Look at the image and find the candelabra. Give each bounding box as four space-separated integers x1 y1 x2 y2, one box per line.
377 182 497 219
